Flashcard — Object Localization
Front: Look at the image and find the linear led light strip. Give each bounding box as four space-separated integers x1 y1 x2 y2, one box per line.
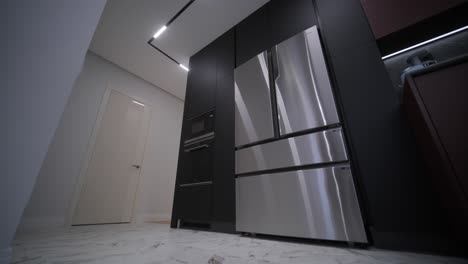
153 26 167 39
132 100 145 106
382 25 468 60
147 0 196 71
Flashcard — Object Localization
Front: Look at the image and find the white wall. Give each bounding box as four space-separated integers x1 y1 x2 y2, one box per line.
0 1 106 262
20 51 184 231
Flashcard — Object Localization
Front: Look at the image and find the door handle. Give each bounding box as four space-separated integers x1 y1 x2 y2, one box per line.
184 144 209 153
132 165 141 169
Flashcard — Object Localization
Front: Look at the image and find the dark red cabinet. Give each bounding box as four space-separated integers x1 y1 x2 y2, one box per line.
360 0 467 39
403 55 468 239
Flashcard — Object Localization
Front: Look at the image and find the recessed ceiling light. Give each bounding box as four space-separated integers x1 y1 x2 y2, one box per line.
132 100 145 106
153 25 167 39
179 64 189 72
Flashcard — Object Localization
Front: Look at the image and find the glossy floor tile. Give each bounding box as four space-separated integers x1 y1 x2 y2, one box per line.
12 224 468 264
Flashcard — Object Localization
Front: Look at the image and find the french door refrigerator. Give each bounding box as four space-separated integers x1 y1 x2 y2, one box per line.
234 26 367 243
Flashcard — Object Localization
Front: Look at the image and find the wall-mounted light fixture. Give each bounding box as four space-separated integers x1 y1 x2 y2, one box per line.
147 0 196 71
382 25 468 60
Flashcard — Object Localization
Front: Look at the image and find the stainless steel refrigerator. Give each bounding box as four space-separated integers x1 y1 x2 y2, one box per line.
234 26 367 243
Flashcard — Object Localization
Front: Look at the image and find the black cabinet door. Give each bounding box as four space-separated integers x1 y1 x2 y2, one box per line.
181 137 215 184
213 30 236 224
216 29 235 80
235 4 273 67
269 0 318 45
235 0 318 67
212 74 235 224
177 185 213 222
184 43 217 118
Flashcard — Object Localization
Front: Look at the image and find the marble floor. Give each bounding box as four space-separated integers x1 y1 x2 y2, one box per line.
12 224 468 264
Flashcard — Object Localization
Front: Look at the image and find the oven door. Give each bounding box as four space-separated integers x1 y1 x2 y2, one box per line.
181 137 214 185
184 110 215 143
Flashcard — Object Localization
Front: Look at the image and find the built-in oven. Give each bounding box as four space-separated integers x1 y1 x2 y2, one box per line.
181 110 215 185
184 110 215 144
181 136 214 185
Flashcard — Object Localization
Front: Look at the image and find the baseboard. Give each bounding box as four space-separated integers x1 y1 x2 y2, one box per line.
0 247 12 264
135 213 171 224
17 216 66 234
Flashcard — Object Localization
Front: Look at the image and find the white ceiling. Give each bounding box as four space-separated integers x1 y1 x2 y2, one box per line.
90 0 270 100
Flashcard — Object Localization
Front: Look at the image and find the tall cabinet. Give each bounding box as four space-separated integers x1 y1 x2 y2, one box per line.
403 55 468 240
171 30 235 232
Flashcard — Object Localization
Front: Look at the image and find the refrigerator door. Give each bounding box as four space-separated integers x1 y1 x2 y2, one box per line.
273 26 340 135
236 165 367 243
236 128 348 175
235 52 275 147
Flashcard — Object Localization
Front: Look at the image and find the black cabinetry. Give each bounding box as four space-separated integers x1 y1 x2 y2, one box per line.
403 56 468 241
181 136 215 184
177 184 213 223
216 30 235 80
235 5 272 66
172 29 235 232
184 42 217 118
269 0 318 44
213 31 235 225
236 0 319 67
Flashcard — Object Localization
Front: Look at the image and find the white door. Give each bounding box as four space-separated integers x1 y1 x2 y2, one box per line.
72 89 150 225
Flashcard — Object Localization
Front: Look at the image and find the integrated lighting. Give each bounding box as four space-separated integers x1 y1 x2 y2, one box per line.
382 25 468 60
179 64 189 72
152 25 167 39
132 100 145 106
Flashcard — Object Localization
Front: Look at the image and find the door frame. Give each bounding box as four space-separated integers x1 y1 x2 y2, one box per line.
66 84 152 227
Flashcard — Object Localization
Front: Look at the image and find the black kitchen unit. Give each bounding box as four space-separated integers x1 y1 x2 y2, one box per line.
171 29 236 232
181 111 215 185
171 0 462 254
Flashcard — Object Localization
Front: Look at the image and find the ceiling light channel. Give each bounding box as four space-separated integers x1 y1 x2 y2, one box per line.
153 25 167 39
179 64 189 72
147 1 196 71
132 100 145 106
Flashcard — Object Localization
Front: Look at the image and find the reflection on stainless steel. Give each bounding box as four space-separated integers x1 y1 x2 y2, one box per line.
236 165 367 243
233 26 367 243
235 52 274 147
236 128 347 174
274 26 339 135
